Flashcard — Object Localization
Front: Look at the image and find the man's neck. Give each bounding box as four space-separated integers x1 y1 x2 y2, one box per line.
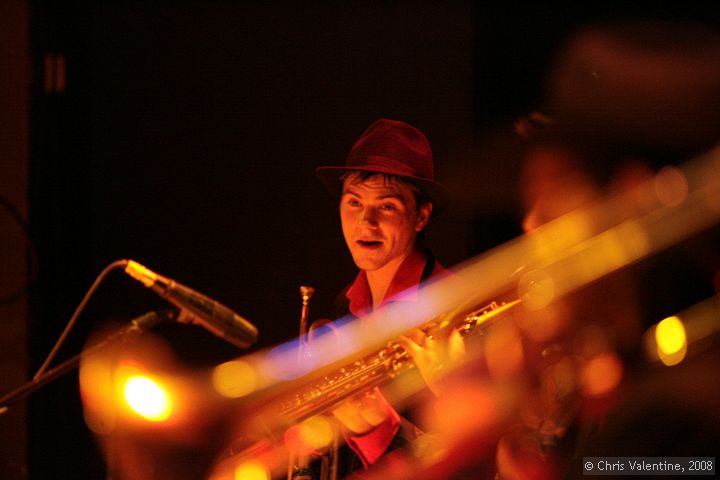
365 247 415 308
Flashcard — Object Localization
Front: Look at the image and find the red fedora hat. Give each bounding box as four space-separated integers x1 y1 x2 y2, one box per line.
315 119 449 214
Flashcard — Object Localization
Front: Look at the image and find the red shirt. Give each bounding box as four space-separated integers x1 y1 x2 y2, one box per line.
343 246 447 467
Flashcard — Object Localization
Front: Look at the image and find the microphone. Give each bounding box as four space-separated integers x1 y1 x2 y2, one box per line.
123 260 258 349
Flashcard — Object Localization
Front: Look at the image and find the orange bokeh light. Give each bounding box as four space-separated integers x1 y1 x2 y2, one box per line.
580 352 623 397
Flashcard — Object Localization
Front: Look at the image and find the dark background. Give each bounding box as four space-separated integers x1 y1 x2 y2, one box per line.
1 1 719 478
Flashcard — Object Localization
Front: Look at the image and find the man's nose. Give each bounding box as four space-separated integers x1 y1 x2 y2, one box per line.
359 207 379 226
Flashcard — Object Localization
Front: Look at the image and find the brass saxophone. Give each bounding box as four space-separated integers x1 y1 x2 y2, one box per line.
280 299 521 422
210 300 522 480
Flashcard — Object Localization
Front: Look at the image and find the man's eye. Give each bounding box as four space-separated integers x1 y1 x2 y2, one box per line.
381 203 396 211
347 199 361 207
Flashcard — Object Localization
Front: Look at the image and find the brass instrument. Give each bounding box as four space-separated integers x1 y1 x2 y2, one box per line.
289 285 337 480
279 299 521 423
299 287 315 343
210 299 522 480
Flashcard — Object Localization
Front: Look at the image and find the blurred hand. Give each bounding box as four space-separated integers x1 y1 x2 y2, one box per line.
332 388 393 434
398 327 465 397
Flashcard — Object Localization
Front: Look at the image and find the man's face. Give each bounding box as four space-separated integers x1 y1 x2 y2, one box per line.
340 173 431 273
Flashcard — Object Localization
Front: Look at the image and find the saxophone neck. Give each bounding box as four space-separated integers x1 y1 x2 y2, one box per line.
457 298 522 337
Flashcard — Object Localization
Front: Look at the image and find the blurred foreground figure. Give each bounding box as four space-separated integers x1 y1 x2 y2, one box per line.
496 19 720 479
532 19 720 476
357 17 720 480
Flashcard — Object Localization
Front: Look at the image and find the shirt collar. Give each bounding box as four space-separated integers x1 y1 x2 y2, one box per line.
346 246 428 317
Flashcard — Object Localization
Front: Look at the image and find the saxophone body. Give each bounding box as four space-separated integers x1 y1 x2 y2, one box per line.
280 299 521 422
211 300 521 480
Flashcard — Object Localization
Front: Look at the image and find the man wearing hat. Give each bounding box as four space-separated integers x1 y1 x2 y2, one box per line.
315 118 459 473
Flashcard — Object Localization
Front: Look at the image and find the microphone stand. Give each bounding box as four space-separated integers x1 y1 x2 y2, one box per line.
0 309 173 415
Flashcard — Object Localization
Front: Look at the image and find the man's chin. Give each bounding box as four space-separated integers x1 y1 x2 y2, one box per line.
351 254 387 272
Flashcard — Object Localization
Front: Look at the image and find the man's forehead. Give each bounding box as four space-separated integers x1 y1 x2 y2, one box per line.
341 172 413 195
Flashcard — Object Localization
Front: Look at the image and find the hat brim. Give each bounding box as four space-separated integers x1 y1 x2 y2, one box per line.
315 165 449 216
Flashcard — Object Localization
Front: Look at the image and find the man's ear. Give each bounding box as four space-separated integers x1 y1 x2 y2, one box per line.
415 202 432 231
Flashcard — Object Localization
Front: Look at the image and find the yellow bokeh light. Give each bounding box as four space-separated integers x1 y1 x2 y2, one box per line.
299 416 335 450
532 212 594 266
123 375 172 422
284 416 335 456
234 459 269 480
212 360 257 398
655 316 687 366
655 316 686 354
517 269 555 310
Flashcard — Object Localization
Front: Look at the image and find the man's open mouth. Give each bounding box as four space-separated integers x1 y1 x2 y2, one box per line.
357 240 382 248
